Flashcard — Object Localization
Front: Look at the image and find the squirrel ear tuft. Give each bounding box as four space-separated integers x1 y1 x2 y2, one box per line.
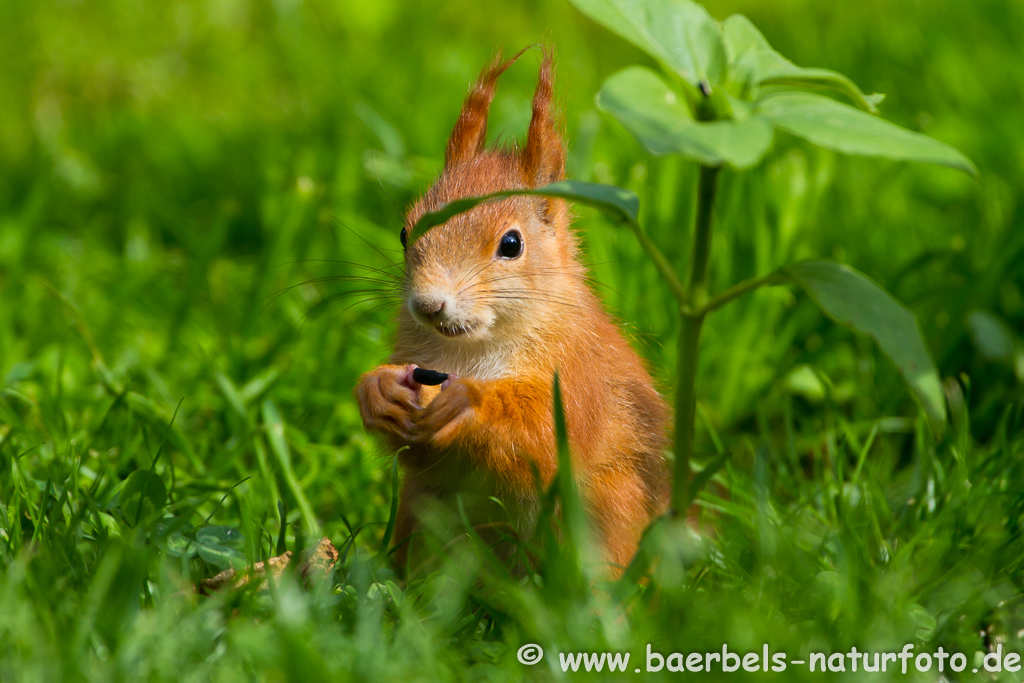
445 49 527 168
521 49 565 190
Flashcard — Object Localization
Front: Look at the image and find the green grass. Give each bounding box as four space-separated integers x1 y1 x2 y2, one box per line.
2 0 1023 680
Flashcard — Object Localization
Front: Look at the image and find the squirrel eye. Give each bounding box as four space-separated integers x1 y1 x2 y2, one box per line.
498 230 523 259
400 227 408 249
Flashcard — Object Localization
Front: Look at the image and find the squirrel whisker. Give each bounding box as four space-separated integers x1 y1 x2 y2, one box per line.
470 270 596 288
478 294 583 310
280 258 405 279
452 258 498 296
262 278 400 315
476 268 631 303
321 210 407 275
300 293 402 324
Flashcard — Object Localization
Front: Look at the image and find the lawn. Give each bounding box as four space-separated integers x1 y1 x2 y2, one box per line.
1 0 1023 680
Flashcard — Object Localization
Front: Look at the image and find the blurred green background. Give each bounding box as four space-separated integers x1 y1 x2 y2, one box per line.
1 0 1023 680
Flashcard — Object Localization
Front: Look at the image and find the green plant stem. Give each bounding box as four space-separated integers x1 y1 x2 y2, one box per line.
672 311 704 514
626 222 687 304
672 164 719 514
698 272 788 315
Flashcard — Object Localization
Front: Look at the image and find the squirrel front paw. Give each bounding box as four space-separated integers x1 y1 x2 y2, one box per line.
356 364 421 441
410 379 477 448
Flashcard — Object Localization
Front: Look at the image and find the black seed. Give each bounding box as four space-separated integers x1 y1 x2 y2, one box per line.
412 368 449 386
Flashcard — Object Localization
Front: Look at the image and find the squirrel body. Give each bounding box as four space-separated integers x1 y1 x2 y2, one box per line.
356 49 670 572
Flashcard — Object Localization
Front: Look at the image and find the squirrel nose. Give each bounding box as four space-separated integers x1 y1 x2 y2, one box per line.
412 296 446 320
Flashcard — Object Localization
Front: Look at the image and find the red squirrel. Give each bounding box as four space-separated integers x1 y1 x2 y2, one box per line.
356 48 670 573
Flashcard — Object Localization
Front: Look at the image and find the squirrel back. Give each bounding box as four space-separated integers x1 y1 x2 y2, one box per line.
356 48 670 572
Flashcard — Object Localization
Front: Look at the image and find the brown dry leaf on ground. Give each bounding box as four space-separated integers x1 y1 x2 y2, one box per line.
197 537 338 595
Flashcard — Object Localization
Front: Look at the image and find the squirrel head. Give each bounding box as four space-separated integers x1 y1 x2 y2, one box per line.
399 48 583 348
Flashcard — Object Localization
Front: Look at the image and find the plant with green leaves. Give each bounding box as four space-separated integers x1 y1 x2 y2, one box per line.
413 0 975 518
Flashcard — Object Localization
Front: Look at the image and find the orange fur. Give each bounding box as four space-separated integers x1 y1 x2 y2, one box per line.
356 48 670 574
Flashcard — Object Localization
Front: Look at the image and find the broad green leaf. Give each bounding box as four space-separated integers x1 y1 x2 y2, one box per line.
411 180 640 237
119 470 167 523
786 260 946 438
197 525 245 548
723 15 881 112
756 93 977 175
153 516 189 543
164 532 197 558
597 66 774 168
568 0 726 87
195 526 246 570
196 542 247 571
